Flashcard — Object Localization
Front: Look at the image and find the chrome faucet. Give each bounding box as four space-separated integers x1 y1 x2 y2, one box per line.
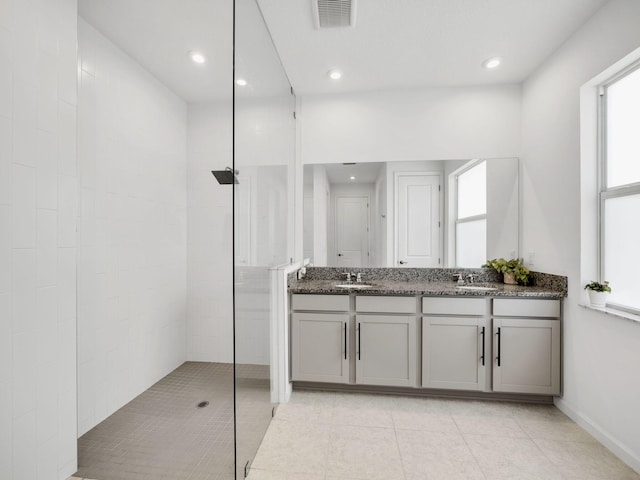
466 274 476 284
343 272 362 283
454 273 465 285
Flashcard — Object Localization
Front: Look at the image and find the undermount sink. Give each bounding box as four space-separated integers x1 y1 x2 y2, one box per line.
456 285 498 292
335 283 373 289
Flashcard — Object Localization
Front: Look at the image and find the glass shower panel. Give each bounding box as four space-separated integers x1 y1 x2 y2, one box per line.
233 0 296 477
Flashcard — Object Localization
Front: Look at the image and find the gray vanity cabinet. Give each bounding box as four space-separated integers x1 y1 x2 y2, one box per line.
290 292 562 396
355 296 417 387
492 299 561 395
422 297 489 391
291 295 350 384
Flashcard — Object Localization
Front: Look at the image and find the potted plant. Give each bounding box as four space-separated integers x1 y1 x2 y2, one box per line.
584 281 611 308
483 258 531 285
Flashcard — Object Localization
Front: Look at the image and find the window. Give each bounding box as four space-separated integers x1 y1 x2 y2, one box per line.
455 160 486 267
600 63 640 314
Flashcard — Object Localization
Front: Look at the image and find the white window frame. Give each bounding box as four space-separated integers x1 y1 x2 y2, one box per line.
598 60 640 315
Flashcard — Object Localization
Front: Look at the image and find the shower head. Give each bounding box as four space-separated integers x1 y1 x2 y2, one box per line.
211 167 239 185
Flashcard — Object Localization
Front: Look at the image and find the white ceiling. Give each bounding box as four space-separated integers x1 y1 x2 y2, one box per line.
304 162 383 187
325 162 383 184
78 0 234 103
79 0 608 102
258 0 608 95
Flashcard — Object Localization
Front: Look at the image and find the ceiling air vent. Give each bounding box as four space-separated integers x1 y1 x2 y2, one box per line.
312 0 357 28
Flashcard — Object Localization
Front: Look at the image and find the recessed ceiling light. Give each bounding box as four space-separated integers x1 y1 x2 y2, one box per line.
236 78 247 86
350 176 356 180
482 57 502 69
189 51 206 64
327 69 342 80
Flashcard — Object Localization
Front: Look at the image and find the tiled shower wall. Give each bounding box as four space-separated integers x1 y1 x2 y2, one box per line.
76 19 188 436
0 0 80 478
186 103 233 363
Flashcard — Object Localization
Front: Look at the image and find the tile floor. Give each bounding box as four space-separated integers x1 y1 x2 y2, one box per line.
73 361 271 480
246 390 640 480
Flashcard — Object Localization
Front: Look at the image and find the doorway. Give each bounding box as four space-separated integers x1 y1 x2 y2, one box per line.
333 195 370 267
395 173 442 267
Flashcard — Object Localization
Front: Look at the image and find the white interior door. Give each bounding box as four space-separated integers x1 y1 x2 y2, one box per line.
396 173 441 267
335 196 369 267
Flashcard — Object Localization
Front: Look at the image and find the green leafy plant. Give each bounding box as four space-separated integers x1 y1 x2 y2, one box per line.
584 280 611 293
483 258 532 285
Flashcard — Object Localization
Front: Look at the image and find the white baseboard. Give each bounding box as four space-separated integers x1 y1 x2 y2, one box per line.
554 397 640 474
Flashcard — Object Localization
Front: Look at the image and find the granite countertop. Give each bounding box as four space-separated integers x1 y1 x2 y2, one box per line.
288 267 568 298
288 279 566 299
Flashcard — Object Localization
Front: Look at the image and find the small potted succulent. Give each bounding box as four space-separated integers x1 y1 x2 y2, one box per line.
483 258 531 285
584 281 611 308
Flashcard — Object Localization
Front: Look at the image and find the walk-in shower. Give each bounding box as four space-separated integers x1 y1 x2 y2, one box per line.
74 0 295 478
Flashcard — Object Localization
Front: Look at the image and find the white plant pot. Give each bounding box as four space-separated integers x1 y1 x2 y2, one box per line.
588 290 608 308
503 272 517 285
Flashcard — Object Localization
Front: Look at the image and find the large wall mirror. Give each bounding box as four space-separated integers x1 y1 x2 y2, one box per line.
303 158 519 269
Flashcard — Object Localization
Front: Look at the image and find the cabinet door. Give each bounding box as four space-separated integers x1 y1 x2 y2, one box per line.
291 313 349 383
355 315 416 387
423 317 487 391
493 318 560 395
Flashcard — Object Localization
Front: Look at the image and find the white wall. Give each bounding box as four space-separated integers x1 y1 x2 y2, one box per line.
374 165 387 266
312 165 330 266
300 85 521 165
0 0 79 478
520 0 640 471
76 19 188 436
486 158 519 261
187 102 233 363
302 191 313 261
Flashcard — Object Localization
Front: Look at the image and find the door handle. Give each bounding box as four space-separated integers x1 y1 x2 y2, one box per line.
338 253 343 256
399 260 408 265
480 326 485 366
496 327 501 367
344 322 347 360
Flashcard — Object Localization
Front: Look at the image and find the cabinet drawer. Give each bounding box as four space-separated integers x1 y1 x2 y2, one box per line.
423 297 487 316
291 294 349 312
493 298 560 318
356 296 416 314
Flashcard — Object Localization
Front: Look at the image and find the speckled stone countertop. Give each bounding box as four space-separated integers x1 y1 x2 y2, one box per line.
288 267 567 298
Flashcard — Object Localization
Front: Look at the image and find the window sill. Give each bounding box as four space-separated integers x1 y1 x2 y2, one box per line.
579 303 640 324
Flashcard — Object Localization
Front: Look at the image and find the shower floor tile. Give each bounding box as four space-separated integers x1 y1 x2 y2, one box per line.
75 361 269 480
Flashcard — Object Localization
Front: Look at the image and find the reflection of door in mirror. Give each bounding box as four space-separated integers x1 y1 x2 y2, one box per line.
334 195 370 267
395 173 442 267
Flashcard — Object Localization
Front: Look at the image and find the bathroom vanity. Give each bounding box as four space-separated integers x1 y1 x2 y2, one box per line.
289 268 566 399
